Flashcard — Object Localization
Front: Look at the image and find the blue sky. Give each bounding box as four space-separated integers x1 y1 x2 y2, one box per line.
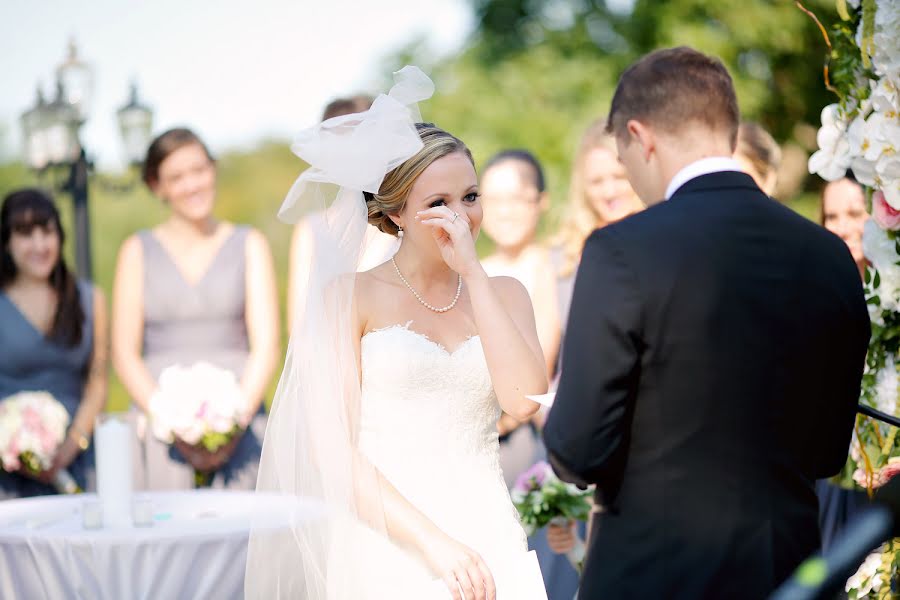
0 0 473 168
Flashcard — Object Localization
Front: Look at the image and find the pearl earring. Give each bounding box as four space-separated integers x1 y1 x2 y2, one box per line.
397 225 404 239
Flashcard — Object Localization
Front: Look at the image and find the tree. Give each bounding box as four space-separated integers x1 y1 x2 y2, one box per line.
382 0 842 218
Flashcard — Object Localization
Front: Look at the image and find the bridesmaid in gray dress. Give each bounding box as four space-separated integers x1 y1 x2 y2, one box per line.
111 128 279 490
0 189 108 498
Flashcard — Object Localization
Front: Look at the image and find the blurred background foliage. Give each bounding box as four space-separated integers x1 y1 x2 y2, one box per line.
1 0 840 409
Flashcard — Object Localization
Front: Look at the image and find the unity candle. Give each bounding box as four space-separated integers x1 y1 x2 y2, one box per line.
94 413 134 527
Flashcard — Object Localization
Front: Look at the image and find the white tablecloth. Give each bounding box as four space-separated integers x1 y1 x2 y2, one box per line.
0 490 321 600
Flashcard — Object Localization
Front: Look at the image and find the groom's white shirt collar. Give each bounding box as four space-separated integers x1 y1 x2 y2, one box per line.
664 156 743 200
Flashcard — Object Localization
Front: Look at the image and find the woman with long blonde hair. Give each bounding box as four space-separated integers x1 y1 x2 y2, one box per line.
551 118 643 352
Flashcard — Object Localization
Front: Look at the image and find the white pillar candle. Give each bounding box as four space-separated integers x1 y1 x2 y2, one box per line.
94 413 134 528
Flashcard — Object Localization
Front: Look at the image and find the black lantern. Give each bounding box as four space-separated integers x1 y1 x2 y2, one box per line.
18 41 153 280
117 82 154 166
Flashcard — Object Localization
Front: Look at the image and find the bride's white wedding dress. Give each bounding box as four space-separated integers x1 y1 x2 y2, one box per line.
247 66 547 600
331 322 546 599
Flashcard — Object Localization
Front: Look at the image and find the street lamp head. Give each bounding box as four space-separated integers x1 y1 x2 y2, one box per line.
20 85 50 170
117 82 154 166
55 38 94 123
42 77 82 166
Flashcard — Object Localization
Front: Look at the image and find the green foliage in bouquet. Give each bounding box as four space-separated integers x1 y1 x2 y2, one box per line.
199 426 240 453
511 462 592 537
19 450 44 477
192 426 242 488
18 450 83 494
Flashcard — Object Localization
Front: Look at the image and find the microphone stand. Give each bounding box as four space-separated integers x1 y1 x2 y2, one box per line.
858 403 900 429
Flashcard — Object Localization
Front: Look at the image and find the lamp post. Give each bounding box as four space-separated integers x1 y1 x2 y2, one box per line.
18 40 153 280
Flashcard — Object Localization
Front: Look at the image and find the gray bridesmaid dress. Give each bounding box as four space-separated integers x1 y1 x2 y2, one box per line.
136 227 266 490
0 281 96 498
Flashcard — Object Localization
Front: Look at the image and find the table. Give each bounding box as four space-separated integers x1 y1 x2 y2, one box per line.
0 490 321 599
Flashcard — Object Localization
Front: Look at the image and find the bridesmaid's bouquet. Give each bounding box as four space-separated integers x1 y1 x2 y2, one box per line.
148 362 244 452
512 461 592 571
0 391 81 493
511 461 592 537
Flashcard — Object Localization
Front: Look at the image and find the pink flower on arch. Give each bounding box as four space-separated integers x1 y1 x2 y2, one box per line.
873 191 900 231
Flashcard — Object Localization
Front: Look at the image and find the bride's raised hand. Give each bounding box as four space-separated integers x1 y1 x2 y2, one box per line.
416 206 481 278
423 533 496 600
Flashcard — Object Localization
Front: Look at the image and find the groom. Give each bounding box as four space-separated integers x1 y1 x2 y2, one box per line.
543 47 870 599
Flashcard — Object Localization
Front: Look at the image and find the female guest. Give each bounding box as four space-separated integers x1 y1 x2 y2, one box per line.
817 174 870 550
0 188 107 498
551 118 644 356
112 128 279 490
481 150 560 375
734 121 781 197
480 150 559 488
822 176 869 278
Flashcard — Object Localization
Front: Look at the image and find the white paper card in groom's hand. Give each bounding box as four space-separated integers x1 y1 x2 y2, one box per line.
526 393 555 408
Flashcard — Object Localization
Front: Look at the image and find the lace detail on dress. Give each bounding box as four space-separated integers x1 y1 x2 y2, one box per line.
359 322 528 573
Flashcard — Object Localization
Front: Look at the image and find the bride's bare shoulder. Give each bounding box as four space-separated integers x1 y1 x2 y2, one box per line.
356 262 395 289
354 262 399 305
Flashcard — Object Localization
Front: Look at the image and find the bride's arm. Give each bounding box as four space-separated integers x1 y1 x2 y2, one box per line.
355 457 496 600
418 205 547 420
466 272 547 421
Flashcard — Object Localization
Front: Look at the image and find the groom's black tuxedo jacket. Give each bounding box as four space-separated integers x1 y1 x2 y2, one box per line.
544 171 870 600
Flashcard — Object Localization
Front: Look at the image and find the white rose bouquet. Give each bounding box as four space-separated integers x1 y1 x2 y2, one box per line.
0 391 81 493
148 362 245 484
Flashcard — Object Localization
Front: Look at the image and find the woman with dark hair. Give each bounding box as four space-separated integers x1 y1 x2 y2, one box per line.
0 188 107 498
111 127 279 490
480 149 559 489
481 150 583 599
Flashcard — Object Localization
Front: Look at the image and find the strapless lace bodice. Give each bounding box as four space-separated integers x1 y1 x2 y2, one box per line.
351 322 541 599
360 323 504 477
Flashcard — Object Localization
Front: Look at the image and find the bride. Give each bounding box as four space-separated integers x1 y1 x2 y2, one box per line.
246 67 549 600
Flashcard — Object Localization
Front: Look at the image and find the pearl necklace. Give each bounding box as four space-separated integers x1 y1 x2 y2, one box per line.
392 258 462 313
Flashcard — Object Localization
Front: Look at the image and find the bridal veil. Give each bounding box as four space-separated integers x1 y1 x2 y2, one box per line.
245 66 434 598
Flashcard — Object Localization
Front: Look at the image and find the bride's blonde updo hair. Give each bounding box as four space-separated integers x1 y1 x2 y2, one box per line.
365 123 474 236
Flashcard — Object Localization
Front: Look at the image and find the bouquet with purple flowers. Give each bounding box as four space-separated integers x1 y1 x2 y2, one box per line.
511 461 592 536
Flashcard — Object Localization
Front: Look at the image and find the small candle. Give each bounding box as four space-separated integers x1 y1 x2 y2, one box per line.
132 499 154 527
82 501 103 530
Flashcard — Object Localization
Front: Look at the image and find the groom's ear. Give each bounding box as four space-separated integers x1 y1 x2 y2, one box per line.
626 120 655 163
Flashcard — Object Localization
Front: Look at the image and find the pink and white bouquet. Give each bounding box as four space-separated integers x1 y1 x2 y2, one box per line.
148 362 245 453
0 391 80 493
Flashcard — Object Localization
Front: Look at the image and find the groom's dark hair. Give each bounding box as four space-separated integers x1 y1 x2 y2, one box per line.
606 46 740 150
